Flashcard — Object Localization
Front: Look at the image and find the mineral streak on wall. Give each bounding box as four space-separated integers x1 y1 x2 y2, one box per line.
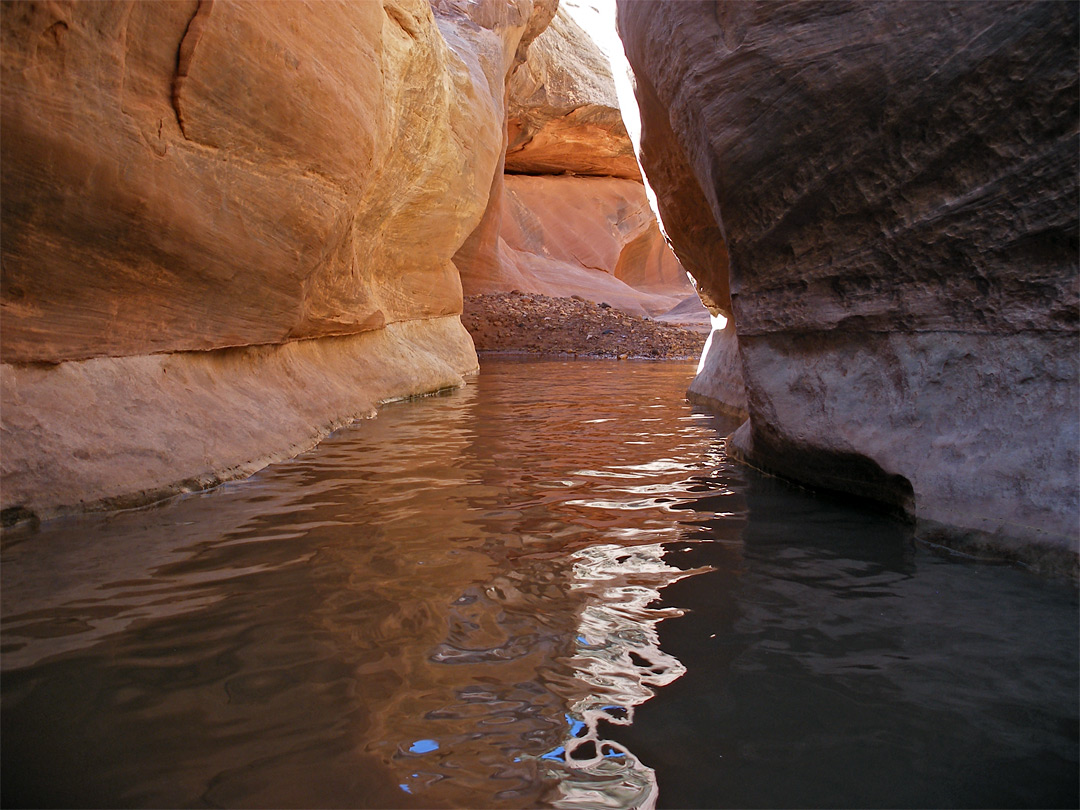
618 0 1079 571
0 0 557 521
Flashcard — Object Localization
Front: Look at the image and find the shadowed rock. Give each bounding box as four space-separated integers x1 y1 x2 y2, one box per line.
619 0 1079 569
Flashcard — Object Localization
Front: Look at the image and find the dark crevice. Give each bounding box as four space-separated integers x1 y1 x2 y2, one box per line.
172 0 215 139
731 424 917 520
1 506 38 530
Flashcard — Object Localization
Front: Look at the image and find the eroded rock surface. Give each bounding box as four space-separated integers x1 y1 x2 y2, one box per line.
506 8 638 179
2 318 477 520
489 174 690 317
454 5 700 324
0 0 552 519
2 0 513 361
686 319 746 420
619 0 1079 567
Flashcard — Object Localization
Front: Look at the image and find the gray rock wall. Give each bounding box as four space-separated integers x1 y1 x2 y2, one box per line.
618 0 1079 570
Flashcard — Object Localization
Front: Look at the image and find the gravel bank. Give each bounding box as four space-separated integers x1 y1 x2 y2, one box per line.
462 292 708 359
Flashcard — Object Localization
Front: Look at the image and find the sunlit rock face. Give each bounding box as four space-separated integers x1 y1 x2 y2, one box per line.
619 0 1079 566
506 7 639 180
0 0 553 520
687 320 746 420
455 5 698 320
491 174 689 317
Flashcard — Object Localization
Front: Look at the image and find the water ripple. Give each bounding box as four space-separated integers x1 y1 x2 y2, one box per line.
5 359 1075 809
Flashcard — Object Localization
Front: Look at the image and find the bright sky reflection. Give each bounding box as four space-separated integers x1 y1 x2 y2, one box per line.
541 543 706 810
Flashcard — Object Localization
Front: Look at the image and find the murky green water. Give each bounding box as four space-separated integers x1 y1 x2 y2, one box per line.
2 359 1076 808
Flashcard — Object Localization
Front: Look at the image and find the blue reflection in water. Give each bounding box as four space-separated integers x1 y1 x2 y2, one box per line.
566 714 586 737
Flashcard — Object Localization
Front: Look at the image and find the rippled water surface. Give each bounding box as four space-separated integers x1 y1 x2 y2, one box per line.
2 359 1077 808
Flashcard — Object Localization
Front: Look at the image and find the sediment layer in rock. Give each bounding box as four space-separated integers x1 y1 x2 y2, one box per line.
506 7 639 179
462 292 706 359
1 317 478 524
457 174 699 318
1 0 526 362
483 174 696 315
619 0 1079 566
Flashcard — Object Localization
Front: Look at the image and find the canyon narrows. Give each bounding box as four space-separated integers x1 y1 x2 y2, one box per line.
2 2 1079 807
619 0 1079 572
3 0 537 519
0 1 1075 562
455 3 700 319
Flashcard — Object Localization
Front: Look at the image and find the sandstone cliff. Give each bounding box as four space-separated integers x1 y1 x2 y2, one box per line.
619 1 1079 569
453 5 699 321
505 6 638 179
0 0 554 521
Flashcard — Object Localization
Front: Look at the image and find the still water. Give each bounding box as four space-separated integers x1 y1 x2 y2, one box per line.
2 359 1077 809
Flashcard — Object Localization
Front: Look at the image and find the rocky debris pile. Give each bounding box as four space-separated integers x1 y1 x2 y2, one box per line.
463 291 707 359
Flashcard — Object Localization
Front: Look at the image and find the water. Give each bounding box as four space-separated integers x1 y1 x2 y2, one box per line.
2 358 1076 809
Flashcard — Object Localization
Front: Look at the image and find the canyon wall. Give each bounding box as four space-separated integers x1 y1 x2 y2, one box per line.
454 6 698 320
619 1 1079 569
0 0 555 521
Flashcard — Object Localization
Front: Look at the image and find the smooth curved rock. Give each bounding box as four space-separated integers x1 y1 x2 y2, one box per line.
506 7 639 179
627 65 732 318
1 0 518 361
686 319 747 420
468 174 693 317
455 3 697 322
0 0 550 519
1 318 477 522
619 0 1079 568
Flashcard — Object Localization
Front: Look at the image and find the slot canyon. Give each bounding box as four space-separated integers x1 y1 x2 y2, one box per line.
1 1 1077 807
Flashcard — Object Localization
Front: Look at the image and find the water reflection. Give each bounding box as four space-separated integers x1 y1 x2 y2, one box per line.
2 359 1076 809
612 472 1079 809
2 360 733 808
542 542 703 810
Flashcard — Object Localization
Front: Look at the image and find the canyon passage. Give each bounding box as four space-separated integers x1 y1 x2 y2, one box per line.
1 0 1078 807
